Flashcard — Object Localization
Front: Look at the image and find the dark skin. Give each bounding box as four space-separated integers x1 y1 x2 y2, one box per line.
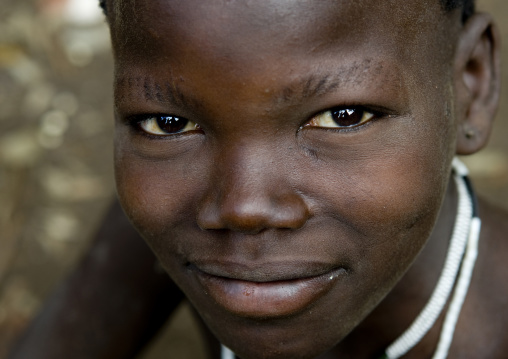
113 0 506 358
9 0 508 358
8 201 184 359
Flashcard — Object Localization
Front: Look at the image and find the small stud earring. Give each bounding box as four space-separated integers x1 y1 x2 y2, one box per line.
465 129 475 139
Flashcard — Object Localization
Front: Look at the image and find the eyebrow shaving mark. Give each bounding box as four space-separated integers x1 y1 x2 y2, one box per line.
164 82 177 104
144 77 154 101
116 75 192 108
275 59 379 104
115 76 144 103
163 80 189 107
154 83 164 103
302 75 332 99
143 77 167 103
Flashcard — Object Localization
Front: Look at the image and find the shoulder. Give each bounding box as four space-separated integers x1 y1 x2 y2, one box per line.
452 199 508 358
475 199 508 293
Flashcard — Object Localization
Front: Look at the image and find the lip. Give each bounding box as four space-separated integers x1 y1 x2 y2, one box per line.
191 262 347 318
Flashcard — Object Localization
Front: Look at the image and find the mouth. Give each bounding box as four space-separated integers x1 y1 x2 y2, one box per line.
190 261 347 318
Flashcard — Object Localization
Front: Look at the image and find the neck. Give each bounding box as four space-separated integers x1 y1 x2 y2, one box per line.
325 179 459 359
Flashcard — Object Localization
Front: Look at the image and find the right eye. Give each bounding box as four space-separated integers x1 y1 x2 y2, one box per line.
138 115 200 136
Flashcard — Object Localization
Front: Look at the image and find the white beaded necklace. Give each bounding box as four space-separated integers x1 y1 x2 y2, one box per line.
221 158 480 359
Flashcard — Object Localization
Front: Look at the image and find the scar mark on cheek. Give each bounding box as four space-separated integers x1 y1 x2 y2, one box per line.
303 146 319 162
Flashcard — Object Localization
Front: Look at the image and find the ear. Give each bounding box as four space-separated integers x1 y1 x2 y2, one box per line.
454 13 501 155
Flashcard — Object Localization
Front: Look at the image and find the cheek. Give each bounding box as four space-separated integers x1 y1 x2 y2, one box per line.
301 114 454 275
351 156 447 273
354 154 446 235
114 143 205 255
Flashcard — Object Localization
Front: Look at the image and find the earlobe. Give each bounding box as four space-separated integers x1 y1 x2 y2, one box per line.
455 13 501 155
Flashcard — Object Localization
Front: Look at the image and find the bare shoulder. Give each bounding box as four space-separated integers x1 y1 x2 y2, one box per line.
476 199 508 294
453 198 508 358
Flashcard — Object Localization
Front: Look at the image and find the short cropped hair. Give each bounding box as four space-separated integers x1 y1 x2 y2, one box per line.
443 0 475 22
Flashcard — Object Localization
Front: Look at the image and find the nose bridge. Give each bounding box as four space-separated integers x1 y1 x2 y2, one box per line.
197 141 309 234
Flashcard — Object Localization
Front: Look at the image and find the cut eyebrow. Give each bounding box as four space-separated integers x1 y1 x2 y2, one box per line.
302 74 336 98
274 59 383 104
115 75 195 109
115 59 394 112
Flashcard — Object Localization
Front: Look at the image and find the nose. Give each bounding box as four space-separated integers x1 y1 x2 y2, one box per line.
197 146 310 234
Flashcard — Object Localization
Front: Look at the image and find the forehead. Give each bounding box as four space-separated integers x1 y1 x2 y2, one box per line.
111 0 450 55
111 0 457 112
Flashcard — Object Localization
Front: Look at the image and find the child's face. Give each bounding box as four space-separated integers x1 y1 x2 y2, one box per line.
113 0 462 357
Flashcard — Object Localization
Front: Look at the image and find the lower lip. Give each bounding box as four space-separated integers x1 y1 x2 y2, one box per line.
195 268 346 318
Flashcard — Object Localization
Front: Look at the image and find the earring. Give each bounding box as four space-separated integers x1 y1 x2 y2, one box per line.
464 128 475 139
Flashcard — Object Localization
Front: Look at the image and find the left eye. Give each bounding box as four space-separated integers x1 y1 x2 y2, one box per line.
304 108 375 129
138 115 200 135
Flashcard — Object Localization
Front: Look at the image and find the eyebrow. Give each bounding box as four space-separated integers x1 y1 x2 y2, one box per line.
274 59 384 104
115 75 196 108
115 59 389 110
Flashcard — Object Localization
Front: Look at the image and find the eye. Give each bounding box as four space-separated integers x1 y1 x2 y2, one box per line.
304 108 375 129
138 115 200 136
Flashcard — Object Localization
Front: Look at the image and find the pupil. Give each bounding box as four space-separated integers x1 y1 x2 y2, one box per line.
332 109 363 127
157 116 188 133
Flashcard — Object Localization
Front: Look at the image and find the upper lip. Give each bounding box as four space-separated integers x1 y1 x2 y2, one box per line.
189 260 346 282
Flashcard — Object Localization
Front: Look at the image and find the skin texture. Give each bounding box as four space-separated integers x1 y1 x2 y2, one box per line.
110 1 502 358
7 1 506 358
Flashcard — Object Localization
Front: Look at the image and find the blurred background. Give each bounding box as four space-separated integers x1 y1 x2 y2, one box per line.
0 0 507 358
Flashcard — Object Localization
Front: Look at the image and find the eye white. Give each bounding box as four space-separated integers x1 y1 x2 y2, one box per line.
306 109 374 128
139 116 199 135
